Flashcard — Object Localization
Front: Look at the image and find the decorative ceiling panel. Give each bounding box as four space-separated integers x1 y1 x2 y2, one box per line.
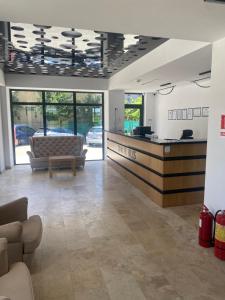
0 21 168 78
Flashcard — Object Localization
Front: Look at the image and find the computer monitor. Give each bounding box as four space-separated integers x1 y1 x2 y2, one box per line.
180 129 193 140
133 126 154 136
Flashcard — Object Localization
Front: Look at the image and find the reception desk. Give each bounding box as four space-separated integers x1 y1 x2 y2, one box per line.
106 131 207 207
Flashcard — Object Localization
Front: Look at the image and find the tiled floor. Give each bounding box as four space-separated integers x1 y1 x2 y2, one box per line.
1 161 225 300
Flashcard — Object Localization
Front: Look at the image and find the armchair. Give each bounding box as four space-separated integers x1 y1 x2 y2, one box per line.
0 198 42 267
0 238 34 300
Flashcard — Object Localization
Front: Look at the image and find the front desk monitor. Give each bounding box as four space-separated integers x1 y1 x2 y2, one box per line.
134 126 153 136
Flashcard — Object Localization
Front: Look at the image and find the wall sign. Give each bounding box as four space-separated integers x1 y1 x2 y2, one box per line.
193 107 201 117
118 144 137 160
202 107 209 117
187 108 193 120
220 114 225 137
168 106 209 121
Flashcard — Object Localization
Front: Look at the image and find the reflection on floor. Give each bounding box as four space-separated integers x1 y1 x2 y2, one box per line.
0 161 225 300
15 144 103 164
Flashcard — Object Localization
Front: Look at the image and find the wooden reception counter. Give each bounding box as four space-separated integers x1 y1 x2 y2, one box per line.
106 131 207 207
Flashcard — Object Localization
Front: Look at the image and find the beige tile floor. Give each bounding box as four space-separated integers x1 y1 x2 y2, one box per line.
0 161 225 300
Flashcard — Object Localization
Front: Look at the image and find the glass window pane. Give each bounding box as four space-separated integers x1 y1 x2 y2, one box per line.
13 105 43 164
45 105 74 135
124 108 141 134
77 106 103 160
76 93 102 104
45 91 73 103
125 94 143 105
11 90 42 103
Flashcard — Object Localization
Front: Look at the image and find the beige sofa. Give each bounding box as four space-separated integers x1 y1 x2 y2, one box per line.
0 238 34 300
27 135 87 170
0 198 42 268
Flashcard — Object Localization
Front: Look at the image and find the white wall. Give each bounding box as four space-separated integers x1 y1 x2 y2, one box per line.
144 93 156 130
204 37 225 214
0 69 5 86
5 74 108 91
1 87 14 169
0 68 6 172
107 90 124 132
152 84 210 139
0 87 5 172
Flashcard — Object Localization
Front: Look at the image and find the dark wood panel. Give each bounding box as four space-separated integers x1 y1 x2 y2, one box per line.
108 139 206 174
164 159 206 174
108 158 163 207
163 143 207 158
107 148 205 191
107 132 207 159
108 158 204 208
107 132 164 157
107 140 164 174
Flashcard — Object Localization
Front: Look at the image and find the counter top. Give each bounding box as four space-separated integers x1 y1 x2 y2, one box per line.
106 131 207 145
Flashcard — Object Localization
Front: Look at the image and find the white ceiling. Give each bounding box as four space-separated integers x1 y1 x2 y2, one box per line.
109 39 212 91
124 44 212 92
1 0 225 42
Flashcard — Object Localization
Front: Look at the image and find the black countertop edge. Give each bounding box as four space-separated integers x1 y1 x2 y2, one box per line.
105 130 207 145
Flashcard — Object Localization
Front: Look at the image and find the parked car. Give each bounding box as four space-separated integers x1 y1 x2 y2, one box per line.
34 127 74 137
14 124 36 145
33 128 84 139
86 126 102 146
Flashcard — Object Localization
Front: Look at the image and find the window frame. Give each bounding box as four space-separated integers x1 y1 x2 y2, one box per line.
10 89 105 165
124 93 144 130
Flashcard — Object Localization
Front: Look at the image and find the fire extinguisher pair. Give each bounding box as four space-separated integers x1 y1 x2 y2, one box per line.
199 205 225 260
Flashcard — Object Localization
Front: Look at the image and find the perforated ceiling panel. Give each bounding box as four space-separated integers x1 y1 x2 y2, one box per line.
0 21 168 78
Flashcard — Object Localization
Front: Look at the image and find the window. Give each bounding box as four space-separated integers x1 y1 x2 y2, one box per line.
124 93 144 134
11 90 104 164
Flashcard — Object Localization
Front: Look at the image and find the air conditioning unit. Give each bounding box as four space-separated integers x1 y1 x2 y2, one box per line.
204 0 225 3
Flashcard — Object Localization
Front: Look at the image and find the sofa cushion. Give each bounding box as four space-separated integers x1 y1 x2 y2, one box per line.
0 262 34 300
31 136 83 158
0 222 22 243
22 216 42 254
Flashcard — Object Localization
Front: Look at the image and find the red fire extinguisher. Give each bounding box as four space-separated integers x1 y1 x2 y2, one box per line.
214 210 225 260
199 205 214 248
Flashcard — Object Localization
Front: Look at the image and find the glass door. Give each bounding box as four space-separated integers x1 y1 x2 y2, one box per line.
11 90 43 164
11 90 104 164
76 106 103 160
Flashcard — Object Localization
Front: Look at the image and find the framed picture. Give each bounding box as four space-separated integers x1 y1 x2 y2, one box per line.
193 107 201 117
168 110 173 120
187 108 193 120
172 110 177 120
177 109 182 120
182 109 187 120
202 107 209 117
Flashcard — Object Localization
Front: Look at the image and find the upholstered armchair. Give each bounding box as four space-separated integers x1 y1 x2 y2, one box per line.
0 197 42 267
0 238 34 300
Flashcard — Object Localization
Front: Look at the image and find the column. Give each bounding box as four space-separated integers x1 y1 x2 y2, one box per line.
204 37 225 214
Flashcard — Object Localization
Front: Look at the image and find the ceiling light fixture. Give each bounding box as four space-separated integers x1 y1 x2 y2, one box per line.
160 82 172 87
192 76 211 88
204 0 225 4
156 86 176 95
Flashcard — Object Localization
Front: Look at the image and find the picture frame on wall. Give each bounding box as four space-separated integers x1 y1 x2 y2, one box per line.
177 109 182 120
168 110 173 120
187 108 193 120
193 107 201 117
202 107 209 117
182 109 187 120
172 110 177 120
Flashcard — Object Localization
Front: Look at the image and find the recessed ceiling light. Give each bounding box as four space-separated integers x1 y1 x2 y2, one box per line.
61 31 82 38
11 26 24 31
